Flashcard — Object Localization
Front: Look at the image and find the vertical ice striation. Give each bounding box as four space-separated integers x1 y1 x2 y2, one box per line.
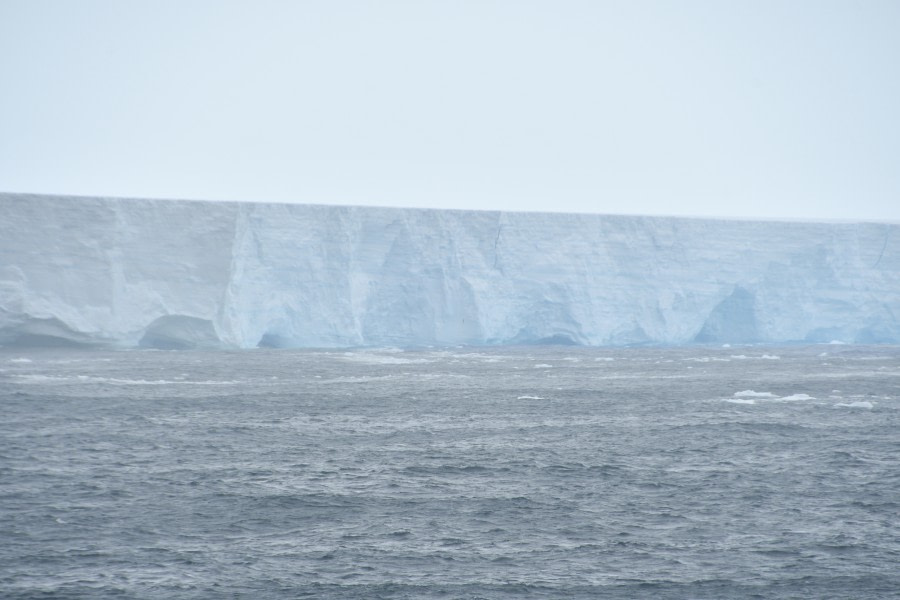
1 193 898 348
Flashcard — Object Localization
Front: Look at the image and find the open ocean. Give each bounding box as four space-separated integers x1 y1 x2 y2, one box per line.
1 345 899 599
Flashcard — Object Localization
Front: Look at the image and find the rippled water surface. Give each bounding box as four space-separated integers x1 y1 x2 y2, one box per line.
2 345 899 599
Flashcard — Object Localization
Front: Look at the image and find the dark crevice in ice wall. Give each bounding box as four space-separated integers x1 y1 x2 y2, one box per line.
139 315 222 350
0 316 100 348
694 287 760 344
873 226 891 268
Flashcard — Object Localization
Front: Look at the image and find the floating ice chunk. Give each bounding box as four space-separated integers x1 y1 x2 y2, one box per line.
834 401 874 408
734 390 777 398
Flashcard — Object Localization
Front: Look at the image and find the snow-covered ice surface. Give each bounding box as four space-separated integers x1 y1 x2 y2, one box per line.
1 192 899 348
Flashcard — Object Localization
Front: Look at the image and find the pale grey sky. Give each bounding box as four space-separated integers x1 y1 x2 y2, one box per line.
1 0 898 220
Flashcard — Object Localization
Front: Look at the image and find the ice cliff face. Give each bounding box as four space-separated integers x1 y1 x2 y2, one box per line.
1 193 898 348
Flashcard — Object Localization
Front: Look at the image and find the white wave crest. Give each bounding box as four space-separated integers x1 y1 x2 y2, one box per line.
15 374 239 385
734 390 777 398
778 393 815 401
834 401 874 409
341 353 433 365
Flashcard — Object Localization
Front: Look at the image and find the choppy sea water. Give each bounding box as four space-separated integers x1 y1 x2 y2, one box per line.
1 345 899 599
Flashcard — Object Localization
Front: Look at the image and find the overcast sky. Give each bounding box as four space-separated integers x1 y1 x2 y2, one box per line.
1 0 898 220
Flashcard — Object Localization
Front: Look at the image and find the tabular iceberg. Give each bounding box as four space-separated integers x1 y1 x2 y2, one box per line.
1 193 898 348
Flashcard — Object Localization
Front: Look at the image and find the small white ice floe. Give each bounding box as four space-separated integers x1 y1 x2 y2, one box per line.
834 401 874 409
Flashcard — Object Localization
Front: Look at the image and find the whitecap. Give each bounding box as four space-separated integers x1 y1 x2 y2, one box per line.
9 357 32 363
517 395 545 400
16 374 240 385
448 352 511 362
321 375 396 384
778 393 815 401
14 375 69 383
734 390 777 398
341 353 433 365
724 398 756 405
533 364 553 368
834 401 874 409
